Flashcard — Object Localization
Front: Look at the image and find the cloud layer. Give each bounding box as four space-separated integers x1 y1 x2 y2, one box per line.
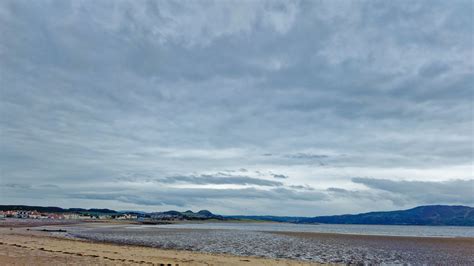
1 0 472 215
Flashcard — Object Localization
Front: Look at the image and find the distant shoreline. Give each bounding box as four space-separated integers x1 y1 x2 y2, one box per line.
2 204 473 226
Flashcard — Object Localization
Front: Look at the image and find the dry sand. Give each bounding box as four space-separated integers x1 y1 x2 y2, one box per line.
0 227 318 265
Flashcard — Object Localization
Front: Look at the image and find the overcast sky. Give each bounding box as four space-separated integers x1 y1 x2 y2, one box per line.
1 0 472 216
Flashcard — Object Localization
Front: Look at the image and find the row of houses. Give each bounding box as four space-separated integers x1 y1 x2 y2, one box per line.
0 210 68 219
0 210 138 220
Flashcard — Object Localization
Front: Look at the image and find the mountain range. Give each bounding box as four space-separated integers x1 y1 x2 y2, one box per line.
229 205 474 226
298 205 474 226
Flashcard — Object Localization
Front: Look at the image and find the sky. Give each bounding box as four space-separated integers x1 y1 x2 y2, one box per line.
0 0 473 216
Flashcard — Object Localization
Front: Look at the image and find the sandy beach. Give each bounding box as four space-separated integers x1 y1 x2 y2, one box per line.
0 226 317 266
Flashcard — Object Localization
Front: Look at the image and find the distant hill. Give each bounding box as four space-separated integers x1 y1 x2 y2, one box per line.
150 209 226 220
297 205 474 226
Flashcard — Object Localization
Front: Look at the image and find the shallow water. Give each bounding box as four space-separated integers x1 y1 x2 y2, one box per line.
150 222 474 237
59 222 474 264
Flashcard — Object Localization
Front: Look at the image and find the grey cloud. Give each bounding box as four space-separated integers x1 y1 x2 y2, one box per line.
326 187 347 193
352 178 474 205
418 62 451 78
271 174 289 179
156 174 283 187
326 187 387 202
4 183 32 189
217 168 249 174
71 186 327 207
37 184 60 189
289 185 315 191
285 153 329 160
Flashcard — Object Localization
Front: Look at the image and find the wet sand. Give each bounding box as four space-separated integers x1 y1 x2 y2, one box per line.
0 227 318 265
0 218 84 228
276 231 474 264
59 222 474 264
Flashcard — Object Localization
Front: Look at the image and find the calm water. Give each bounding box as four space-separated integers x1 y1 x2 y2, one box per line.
145 222 474 238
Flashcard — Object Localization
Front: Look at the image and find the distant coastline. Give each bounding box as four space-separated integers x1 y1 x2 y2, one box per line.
1 204 473 226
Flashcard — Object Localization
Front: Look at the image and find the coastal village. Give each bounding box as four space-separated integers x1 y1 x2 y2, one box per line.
0 206 226 223
0 210 138 220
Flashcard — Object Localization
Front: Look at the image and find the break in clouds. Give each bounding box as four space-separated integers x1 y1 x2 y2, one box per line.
0 0 472 215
